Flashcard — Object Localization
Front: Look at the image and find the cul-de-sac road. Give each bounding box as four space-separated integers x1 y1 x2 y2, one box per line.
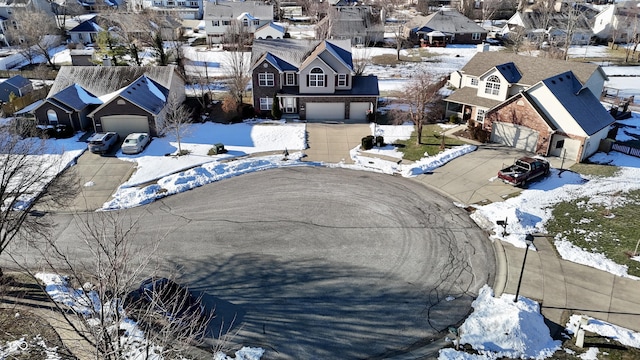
45 167 495 359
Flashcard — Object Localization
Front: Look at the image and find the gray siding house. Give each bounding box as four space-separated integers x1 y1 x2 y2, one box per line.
35 66 185 137
204 0 273 45
0 75 33 103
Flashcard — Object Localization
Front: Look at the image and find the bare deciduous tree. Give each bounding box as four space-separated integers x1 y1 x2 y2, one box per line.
0 129 77 277
7 9 61 69
159 94 193 156
222 20 252 111
391 74 447 145
13 211 212 359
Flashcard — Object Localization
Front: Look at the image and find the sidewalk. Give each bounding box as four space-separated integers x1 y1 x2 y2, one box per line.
494 234 640 333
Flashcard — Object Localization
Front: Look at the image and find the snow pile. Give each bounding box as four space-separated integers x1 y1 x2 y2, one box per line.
214 347 265 360
401 144 477 177
440 285 561 360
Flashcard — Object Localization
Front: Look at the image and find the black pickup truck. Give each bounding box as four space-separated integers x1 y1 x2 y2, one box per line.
498 156 550 186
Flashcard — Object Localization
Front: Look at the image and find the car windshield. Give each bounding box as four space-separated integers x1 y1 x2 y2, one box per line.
125 138 138 145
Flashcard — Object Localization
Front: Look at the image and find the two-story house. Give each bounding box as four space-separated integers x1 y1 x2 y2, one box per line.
251 39 379 122
500 9 594 46
446 50 614 162
141 0 203 20
592 1 640 43
204 1 273 45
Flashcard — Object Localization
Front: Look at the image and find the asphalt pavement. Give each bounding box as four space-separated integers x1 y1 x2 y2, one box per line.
30 123 640 359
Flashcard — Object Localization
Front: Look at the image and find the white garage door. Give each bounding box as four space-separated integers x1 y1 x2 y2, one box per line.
491 122 539 153
100 115 149 138
349 102 371 121
306 102 345 121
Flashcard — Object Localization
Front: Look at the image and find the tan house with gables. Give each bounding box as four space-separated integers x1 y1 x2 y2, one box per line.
446 51 614 162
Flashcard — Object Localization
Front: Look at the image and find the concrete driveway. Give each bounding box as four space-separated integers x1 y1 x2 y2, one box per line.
57 150 136 213
412 143 575 205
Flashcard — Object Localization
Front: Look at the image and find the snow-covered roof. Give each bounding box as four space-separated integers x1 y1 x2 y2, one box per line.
48 83 102 111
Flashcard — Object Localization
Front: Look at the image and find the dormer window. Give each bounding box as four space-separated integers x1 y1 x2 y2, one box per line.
470 77 478 86
484 75 500 95
243 18 249 26
308 67 325 87
253 20 260 26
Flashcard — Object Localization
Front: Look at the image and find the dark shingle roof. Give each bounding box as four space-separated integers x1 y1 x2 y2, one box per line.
535 71 614 135
50 84 102 111
264 53 297 72
495 62 522 83
119 75 169 115
69 19 102 33
4 75 30 89
460 52 604 86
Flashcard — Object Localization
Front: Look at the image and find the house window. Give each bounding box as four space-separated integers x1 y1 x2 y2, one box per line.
243 18 249 26
308 67 324 87
470 77 478 86
223 20 230 25
337 74 347 87
166 0 174 5
476 109 485 122
484 75 500 95
556 139 565 149
46 110 58 125
260 97 273 111
212 20 220 26
472 33 480 40
189 1 198 5
285 73 296 86
253 20 260 26
258 73 274 87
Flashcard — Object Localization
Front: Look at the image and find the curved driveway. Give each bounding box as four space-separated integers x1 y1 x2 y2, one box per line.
48 167 495 359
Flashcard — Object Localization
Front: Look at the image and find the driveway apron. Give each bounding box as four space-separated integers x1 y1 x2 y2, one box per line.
303 123 371 164
54 151 136 213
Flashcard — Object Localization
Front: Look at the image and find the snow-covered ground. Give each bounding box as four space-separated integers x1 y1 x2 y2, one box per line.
3 39 640 360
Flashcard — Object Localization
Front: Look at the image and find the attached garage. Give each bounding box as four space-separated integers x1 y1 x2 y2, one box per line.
349 102 371 121
306 102 345 121
99 115 150 138
491 122 539 153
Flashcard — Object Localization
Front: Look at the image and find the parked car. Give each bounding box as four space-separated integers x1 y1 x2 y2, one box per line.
126 277 204 322
121 133 150 154
498 156 550 186
87 132 119 154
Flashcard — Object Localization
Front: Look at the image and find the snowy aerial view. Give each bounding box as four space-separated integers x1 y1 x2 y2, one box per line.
2 7 640 360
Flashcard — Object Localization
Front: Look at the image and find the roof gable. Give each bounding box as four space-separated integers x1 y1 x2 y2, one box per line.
50 84 102 110
69 18 102 33
533 71 614 135
119 75 169 115
300 40 353 72
460 52 603 87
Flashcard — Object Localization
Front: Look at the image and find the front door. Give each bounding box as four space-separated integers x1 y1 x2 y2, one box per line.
283 97 296 113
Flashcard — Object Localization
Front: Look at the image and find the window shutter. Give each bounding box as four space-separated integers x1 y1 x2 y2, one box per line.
346 76 349 87
335 75 338 85
307 75 309 87
324 75 327 87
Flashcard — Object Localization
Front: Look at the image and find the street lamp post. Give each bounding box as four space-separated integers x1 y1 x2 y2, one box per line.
514 234 534 303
